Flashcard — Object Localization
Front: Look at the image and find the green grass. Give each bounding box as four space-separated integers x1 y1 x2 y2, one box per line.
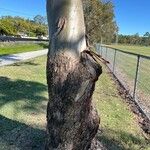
0 56 149 149
94 66 150 150
108 44 150 56
0 42 48 56
99 45 150 110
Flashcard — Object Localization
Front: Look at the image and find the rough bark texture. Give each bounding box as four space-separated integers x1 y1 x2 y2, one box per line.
46 52 102 150
46 0 102 149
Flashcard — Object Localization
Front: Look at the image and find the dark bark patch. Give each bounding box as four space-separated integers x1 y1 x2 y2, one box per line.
46 52 102 150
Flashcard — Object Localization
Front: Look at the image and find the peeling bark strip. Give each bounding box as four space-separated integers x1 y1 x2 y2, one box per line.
83 50 110 65
46 0 102 149
54 17 66 37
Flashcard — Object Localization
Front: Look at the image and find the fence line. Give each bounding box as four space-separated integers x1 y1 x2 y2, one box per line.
96 44 150 120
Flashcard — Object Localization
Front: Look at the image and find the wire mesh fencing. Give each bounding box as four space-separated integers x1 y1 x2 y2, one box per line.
96 44 150 120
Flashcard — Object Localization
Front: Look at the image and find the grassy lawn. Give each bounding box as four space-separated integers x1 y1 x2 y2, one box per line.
0 42 48 56
98 45 150 113
94 66 150 150
0 56 149 149
108 44 150 56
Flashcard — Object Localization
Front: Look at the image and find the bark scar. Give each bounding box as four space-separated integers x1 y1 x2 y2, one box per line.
82 50 110 65
54 17 66 37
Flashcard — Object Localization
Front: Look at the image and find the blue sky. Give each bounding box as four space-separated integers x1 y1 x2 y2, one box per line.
113 0 150 35
0 0 46 19
0 0 150 36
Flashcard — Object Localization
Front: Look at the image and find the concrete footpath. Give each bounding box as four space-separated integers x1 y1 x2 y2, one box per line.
0 49 48 67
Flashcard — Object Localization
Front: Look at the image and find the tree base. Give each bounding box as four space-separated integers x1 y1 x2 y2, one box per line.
90 138 106 150
46 51 102 150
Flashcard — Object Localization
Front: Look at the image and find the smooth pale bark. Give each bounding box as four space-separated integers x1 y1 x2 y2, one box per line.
46 0 102 149
47 0 87 58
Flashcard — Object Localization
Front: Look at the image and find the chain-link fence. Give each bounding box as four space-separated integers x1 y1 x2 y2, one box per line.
96 44 150 120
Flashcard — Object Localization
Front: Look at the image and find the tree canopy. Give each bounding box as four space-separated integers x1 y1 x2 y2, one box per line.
117 33 150 46
83 0 118 44
0 16 48 37
33 15 47 25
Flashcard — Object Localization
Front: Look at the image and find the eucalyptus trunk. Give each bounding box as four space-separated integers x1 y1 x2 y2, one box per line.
46 0 102 149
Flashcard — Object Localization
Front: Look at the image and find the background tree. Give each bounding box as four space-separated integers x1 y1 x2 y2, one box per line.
83 0 118 44
35 26 47 36
46 0 102 149
33 15 47 25
144 32 150 37
117 32 150 46
0 16 48 37
0 16 17 35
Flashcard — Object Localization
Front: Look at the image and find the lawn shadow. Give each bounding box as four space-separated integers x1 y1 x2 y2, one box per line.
37 42 49 49
96 128 149 150
11 60 40 66
0 76 48 115
0 114 46 150
0 54 21 61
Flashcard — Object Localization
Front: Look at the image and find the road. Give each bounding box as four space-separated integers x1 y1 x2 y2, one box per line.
0 49 48 67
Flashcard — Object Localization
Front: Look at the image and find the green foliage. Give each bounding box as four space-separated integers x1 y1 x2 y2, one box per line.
83 0 118 44
117 33 150 46
35 26 47 36
0 16 48 37
144 32 150 37
33 15 47 25
0 17 17 35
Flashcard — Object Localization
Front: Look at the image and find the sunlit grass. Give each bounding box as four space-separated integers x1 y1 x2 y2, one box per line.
0 56 149 149
100 45 150 111
0 42 48 55
94 65 150 149
109 44 150 56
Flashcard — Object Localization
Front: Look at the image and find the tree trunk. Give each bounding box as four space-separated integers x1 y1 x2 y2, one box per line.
46 0 102 149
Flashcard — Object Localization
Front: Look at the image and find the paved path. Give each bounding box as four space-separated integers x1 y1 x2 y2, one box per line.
0 49 48 67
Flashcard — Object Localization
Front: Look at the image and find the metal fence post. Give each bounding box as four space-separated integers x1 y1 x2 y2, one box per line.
113 49 117 73
133 55 140 99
